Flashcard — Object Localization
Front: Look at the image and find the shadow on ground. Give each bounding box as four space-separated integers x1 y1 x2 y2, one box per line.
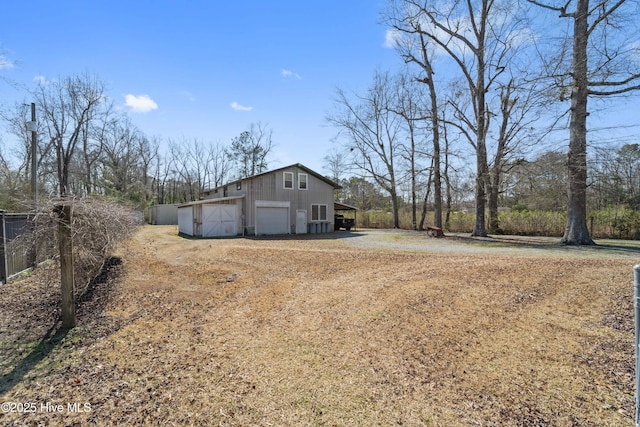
0 256 126 395
179 230 366 241
446 233 640 255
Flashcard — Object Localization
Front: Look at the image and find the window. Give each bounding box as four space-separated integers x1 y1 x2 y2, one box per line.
298 173 308 190
311 204 328 221
283 172 293 189
236 181 242 190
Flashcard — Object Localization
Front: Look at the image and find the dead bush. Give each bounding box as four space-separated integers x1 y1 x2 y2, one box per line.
19 197 139 296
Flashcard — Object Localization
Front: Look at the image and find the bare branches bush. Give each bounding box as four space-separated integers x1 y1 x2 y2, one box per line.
21 197 140 296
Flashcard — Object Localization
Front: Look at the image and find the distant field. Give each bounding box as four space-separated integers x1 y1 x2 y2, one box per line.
0 226 637 426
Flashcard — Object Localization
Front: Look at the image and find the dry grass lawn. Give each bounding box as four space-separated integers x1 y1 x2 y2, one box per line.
0 226 638 426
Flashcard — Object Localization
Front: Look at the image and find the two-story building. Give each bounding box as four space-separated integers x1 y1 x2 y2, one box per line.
177 163 341 237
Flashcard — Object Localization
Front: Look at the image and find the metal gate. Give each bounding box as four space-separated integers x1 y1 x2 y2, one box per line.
0 212 35 284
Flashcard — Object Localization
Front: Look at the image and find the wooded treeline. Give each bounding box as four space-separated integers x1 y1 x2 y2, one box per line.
1 0 639 243
328 0 640 244
1 77 639 238
0 75 274 212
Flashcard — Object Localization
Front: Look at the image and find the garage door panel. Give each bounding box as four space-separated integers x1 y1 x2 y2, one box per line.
256 207 289 235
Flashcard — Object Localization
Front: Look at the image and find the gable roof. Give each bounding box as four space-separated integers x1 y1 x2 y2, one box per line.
204 163 342 194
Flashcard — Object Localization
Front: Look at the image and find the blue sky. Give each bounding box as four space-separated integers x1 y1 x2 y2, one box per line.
1 1 638 177
0 0 397 173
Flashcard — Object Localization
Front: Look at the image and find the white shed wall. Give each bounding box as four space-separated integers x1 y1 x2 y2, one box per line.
177 206 194 236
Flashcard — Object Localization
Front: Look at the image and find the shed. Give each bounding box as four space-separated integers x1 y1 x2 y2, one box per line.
148 204 179 225
177 196 244 237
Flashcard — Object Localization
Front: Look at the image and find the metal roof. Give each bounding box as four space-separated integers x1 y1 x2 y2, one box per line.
334 202 358 211
177 195 245 208
203 163 342 195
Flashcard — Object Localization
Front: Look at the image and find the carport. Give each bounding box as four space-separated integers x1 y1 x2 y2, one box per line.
334 202 358 231
178 196 244 237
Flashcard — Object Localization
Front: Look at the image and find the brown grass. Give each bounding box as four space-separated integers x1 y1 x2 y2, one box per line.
0 226 636 426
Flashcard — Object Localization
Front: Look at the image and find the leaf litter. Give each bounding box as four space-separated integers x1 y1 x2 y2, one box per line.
0 226 636 426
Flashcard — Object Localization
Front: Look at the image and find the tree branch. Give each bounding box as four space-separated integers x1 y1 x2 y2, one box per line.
587 0 627 36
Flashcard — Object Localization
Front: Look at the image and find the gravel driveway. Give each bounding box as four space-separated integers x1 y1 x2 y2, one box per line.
339 228 640 259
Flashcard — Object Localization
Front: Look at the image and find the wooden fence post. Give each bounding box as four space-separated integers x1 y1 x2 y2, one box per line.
0 210 7 285
56 203 76 328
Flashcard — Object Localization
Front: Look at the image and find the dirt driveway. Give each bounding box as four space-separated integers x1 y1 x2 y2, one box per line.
1 226 638 426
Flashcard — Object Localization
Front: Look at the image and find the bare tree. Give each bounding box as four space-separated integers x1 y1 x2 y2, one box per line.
387 10 446 231
0 102 55 204
227 122 274 179
100 117 143 199
393 73 431 230
486 77 543 233
388 0 533 237
138 135 159 203
0 141 30 210
152 146 175 204
529 0 640 244
167 140 193 202
323 148 351 202
79 102 116 195
205 141 231 189
323 147 350 183
328 71 403 228
34 73 107 197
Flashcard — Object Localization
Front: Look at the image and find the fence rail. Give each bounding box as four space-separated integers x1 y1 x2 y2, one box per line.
0 212 35 284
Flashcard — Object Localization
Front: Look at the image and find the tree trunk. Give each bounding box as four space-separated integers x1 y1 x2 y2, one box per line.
472 15 489 238
562 0 594 245
430 84 443 230
419 158 434 230
410 128 417 230
391 190 400 229
473 162 488 237
488 175 500 234
443 113 452 230
487 82 513 234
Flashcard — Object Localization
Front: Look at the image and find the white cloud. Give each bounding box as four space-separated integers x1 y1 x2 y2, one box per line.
383 29 401 49
0 53 13 69
125 94 158 113
282 69 301 79
33 75 47 85
230 101 253 111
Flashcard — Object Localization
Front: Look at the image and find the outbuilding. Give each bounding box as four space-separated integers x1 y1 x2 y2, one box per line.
147 203 180 225
177 196 244 237
178 163 341 237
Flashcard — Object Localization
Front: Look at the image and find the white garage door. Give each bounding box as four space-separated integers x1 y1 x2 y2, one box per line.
256 207 289 235
202 204 237 237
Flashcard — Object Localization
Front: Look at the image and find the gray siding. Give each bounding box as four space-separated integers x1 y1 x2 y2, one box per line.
201 164 337 235
244 166 334 233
